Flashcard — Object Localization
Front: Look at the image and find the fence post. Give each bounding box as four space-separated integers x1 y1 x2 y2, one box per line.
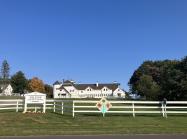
161 103 165 117
16 101 19 112
61 102 63 115
34 105 37 113
164 104 167 118
73 101 75 117
163 98 167 118
53 101 56 113
132 102 135 117
42 99 46 113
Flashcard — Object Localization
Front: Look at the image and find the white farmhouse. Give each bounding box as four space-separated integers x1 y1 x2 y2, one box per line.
53 80 126 99
0 84 13 96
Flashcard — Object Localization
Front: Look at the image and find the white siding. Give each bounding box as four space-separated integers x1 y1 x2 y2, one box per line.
113 88 126 98
53 84 126 99
0 84 13 96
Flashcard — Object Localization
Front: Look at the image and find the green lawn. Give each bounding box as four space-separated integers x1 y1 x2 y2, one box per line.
0 111 187 136
0 98 187 136
0 96 23 99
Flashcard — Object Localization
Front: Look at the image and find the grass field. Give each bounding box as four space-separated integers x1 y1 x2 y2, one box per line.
0 97 187 136
0 111 187 136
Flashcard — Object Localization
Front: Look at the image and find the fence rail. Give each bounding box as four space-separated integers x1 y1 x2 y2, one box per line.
73 100 187 118
0 99 64 114
1 99 187 118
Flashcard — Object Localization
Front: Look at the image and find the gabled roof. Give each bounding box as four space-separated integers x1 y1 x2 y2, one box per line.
63 80 75 84
0 84 10 91
58 83 120 91
74 84 119 91
53 81 62 85
57 86 71 95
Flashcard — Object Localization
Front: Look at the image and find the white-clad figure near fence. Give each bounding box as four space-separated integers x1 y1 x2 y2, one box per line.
23 92 46 113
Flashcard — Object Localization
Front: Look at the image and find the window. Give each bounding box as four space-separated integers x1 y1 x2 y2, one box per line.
87 88 92 91
103 87 108 91
118 93 121 97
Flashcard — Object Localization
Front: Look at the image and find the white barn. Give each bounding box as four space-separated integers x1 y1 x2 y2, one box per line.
0 84 13 96
53 80 126 99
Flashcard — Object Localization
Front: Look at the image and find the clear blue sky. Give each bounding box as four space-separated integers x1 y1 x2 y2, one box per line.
0 0 187 90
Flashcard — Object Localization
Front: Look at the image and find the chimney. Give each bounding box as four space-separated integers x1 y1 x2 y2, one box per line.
96 82 99 87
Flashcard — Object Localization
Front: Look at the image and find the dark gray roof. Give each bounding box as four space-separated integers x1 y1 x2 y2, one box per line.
59 83 120 91
53 81 62 85
57 85 71 95
63 80 75 84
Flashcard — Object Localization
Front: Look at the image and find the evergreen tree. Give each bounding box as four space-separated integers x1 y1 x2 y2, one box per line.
11 71 28 94
1 60 10 80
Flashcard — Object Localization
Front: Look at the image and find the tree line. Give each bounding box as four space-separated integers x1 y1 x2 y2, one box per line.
129 56 187 100
1 55 187 100
0 60 53 98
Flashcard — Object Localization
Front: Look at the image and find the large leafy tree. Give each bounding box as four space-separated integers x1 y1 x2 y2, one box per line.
11 71 28 94
28 77 45 92
136 75 161 100
178 56 187 100
129 57 187 100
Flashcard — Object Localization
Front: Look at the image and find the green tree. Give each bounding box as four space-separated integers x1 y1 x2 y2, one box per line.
180 56 187 72
44 84 53 98
136 75 161 100
1 60 10 80
11 71 28 94
128 57 186 100
178 56 187 100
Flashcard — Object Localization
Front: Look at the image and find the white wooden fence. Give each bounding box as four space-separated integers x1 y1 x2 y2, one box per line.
1 99 187 118
73 100 187 118
0 99 64 114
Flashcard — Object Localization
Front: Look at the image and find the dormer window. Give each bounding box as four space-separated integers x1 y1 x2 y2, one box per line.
103 87 108 91
86 87 92 91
